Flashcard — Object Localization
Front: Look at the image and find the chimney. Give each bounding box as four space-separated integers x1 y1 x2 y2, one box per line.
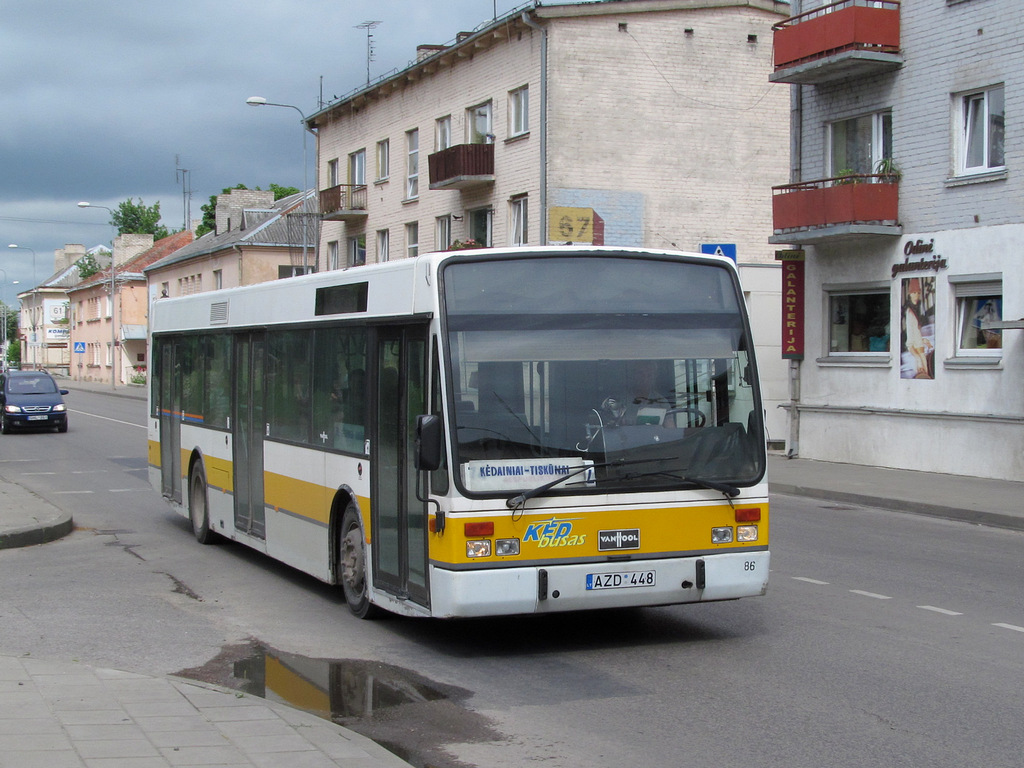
113 234 154 268
54 244 86 273
417 44 446 61
215 188 275 235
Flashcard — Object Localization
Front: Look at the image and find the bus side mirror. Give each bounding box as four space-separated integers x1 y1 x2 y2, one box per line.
415 414 443 472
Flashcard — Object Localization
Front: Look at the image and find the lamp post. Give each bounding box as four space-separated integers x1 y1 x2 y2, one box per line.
0 268 8 365
7 244 37 287
77 202 118 389
246 96 316 271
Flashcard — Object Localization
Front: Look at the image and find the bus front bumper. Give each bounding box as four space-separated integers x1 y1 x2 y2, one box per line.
429 550 769 618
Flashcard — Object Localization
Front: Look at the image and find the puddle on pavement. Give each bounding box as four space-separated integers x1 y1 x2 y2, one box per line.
176 640 502 768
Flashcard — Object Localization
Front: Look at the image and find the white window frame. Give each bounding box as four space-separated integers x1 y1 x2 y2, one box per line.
328 240 340 270
952 276 1002 358
377 229 390 262
406 129 419 199
827 111 892 177
468 101 493 144
509 85 529 137
213 269 223 290
406 222 419 259
824 284 891 358
510 195 528 246
436 116 452 151
348 235 366 267
469 207 493 247
376 139 390 181
957 85 1005 176
327 158 340 187
435 215 452 251
348 149 366 186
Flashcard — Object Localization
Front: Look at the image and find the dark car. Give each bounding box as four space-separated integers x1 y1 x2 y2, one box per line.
0 371 69 433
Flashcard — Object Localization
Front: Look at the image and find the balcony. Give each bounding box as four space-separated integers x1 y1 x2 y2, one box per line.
771 0 902 85
770 174 901 245
320 184 368 221
428 143 495 190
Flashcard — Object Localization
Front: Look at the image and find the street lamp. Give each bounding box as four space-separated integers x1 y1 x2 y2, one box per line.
7 244 37 287
77 202 118 390
0 268 8 361
246 96 316 271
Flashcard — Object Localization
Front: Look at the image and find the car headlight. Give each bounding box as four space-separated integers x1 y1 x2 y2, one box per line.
52 404 66 412
4 404 21 413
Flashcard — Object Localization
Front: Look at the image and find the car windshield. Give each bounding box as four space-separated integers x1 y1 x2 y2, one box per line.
441 254 765 497
8 376 59 395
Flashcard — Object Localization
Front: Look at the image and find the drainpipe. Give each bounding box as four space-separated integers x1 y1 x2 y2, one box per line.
787 0 804 459
521 10 548 243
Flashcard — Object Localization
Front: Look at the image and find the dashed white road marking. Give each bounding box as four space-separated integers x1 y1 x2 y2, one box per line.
993 623 1024 633
918 605 963 616
792 576 830 585
849 589 892 600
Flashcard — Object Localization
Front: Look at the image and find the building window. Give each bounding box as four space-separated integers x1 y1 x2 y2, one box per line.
953 277 1002 355
959 85 1005 175
509 85 529 137
470 207 493 247
377 229 390 262
406 222 419 259
406 129 419 199
278 265 312 279
828 289 890 354
829 111 892 177
213 269 223 290
510 195 528 246
348 235 366 267
376 139 389 181
327 158 340 187
349 149 366 186
435 216 452 251
436 116 452 151
328 240 341 270
468 102 493 144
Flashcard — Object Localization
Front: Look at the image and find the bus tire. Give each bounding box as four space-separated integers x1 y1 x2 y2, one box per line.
189 463 218 545
340 503 381 619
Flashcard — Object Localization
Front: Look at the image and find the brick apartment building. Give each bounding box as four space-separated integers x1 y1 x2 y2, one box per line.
307 0 792 444
769 0 1023 479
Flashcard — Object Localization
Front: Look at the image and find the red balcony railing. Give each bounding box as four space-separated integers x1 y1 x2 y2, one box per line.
772 0 900 84
320 184 367 220
772 175 899 235
428 143 495 190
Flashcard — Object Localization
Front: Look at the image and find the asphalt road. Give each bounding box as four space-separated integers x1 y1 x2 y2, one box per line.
0 390 1021 768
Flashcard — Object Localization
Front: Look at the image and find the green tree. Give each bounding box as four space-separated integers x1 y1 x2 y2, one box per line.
76 253 102 280
2 300 16 351
111 198 170 240
195 183 301 238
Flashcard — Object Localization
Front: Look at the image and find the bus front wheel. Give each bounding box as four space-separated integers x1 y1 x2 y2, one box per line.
340 504 380 619
189 464 218 545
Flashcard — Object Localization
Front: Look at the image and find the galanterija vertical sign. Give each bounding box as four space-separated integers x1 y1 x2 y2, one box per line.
776 250 805 359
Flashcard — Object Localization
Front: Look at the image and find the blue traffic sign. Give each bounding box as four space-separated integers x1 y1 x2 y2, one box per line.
73 341 86 354
700 243 737 261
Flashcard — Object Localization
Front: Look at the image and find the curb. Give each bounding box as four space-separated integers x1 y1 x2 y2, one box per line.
769 482 1024 532
0 511 74 549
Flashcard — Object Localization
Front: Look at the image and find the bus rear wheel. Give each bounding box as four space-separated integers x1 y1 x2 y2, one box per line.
340 504 381 619
189 464 218 545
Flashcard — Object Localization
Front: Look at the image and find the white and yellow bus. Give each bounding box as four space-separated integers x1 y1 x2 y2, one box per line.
148 247 769 618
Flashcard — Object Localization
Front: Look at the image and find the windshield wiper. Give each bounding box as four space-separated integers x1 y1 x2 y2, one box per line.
618 470 740 498
506 458 656 510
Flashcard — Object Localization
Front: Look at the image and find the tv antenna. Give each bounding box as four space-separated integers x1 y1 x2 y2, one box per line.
175 155 192 231
356 21 381 85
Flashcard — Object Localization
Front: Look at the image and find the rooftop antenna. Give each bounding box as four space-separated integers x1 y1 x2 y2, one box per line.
356 21 381 85
175 155 192 231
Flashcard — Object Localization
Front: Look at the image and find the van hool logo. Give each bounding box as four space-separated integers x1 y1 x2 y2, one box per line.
598 529 640 551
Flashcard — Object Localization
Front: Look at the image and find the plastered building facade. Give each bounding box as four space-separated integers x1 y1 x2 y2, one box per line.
769 0 1023 479
309 0 792 443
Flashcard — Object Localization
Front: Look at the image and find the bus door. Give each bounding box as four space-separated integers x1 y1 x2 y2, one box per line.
372 325 429 607
158 338 182 503
233 332 266 539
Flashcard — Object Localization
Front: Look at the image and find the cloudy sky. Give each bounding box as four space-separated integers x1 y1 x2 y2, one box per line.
0 0 531 293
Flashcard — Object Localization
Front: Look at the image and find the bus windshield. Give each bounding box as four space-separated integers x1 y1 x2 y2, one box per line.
441 254 765 498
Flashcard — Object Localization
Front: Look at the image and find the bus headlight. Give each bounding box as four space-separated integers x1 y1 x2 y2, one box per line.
466 540 492 558
737 525 758 542
711 527 733 543
494 538 520 556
